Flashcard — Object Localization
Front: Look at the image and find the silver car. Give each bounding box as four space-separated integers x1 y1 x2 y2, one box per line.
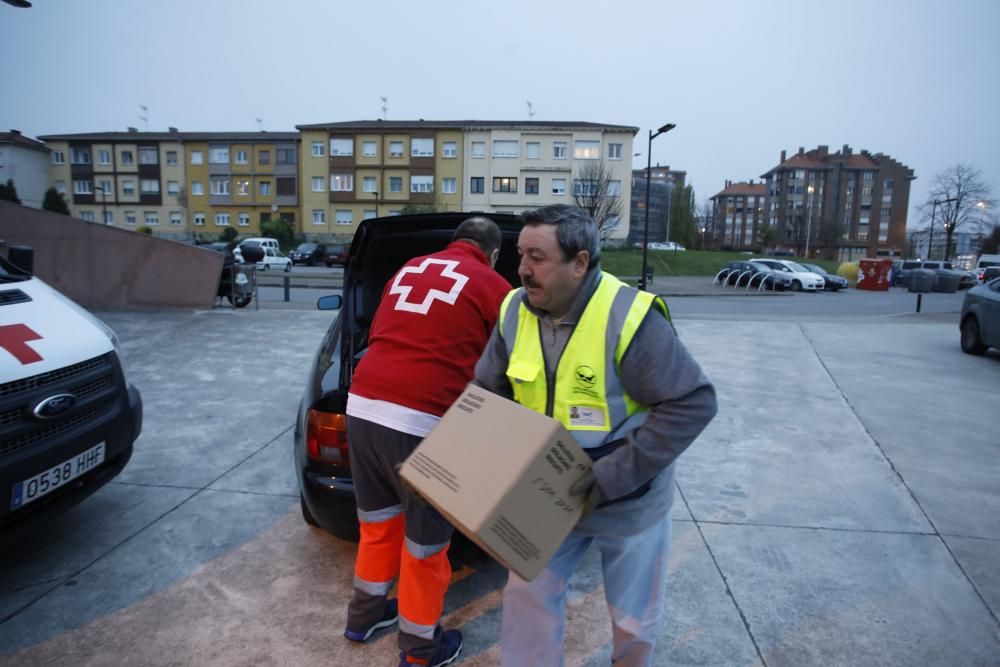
960 277 1000 355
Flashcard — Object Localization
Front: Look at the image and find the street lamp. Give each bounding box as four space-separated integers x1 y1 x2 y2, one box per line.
94 180 108 223
372 190 378 218
639 122 676 291
701 226 707 250
804 185 815 257
928 197 957 260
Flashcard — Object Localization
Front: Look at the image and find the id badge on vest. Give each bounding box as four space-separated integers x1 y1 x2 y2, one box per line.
568 403 607 429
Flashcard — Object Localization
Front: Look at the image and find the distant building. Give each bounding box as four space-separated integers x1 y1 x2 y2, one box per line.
629 166 685 247
709 180 768 250
0 130 51 208
760 145 915 261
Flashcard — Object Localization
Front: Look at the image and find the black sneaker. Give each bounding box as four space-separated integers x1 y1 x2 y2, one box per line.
343 598 398 642
399 629 462 666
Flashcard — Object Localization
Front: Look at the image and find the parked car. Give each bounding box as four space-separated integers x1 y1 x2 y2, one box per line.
648 241 685 251
895 260 923 286
234 237 279 263
921 261 976 290
749 259 825 291
801 263 848 291
978 266 1000 284
255 247 292 272
323 244 349 268
295 213 523 548
715 261 790 290
959 277 1000 355
289 242 326 266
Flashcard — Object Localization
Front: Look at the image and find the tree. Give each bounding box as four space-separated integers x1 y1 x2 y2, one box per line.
0 179 21 204
261 215 295 251
219 227 238 243
918 163 994 260
979 215 1000 255
42 187 70 214
400 202 447 215
572 160 622 237
667 185 697 248
136 225 153 235
757 223 777 251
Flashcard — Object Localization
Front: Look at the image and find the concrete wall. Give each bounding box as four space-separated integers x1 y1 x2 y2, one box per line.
0 200 222 309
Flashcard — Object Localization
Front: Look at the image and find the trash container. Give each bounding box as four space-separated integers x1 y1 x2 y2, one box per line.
907 269 936 293
933 270 961 293
857 258 892 291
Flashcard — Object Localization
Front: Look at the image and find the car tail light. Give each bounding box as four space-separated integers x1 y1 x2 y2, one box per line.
306 409 349 463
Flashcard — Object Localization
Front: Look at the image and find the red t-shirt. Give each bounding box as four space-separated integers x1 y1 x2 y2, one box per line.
349 241 512 416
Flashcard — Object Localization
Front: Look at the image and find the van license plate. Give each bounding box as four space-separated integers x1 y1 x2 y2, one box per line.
10 442 106 511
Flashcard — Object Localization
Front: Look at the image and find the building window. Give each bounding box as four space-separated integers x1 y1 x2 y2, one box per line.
361 176 377 193
552 178 566 195
103 211 114 225
74 180 93 195
471 141 485 159
277 177 296 196
276 148 296 164
144 211 159 226
258 150 270 165
389 141 404 157
492 140 518 158
411 138 434 157
209 147 229 164
493 177 517 193
190 150 203 165
331 173 354 192
470 177 484 194
51 151 65 164
411 175 434 193
122 180 135 196
170 212 181 226
191 181 204 196
215 213 231 226
71 148 91 164
442 141 457 158
608 180 622 197
167 180 180 195
307 176 322 192
259 181 271 196
139 147 158 164
389 176 403 193
311 142 325 158
237 213 250 227
234 150 248 165
80 211 95 222
192 212 204 226
235 179 250 196
210 178 229 195
95 180 112 195
574 141 600 159
553 142 567 160
312 209 326 225
573 179 597 196
363 209 376 220
330 138 353 156
608 143 623 160
55 180 66 194
525 178 539 194
442 177 456 194
166 150 178 165
881 207 891 218
362 141 377 157
863 171 875 182
335 210 352 226
98 149 111 165
884 179 894 190
525 142 541 159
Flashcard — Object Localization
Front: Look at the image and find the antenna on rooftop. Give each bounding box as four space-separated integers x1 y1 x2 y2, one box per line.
256 117 263 131
527 101 535 119
139 105 148 131
380 96 388 120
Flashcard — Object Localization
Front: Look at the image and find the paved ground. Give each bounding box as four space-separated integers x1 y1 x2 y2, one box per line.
1 288 998 666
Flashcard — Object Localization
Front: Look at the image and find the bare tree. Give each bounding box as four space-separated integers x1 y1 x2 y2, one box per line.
917 163 994 260
572 160 623 238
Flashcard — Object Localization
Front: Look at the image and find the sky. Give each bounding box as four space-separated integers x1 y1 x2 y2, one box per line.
2 0 998 228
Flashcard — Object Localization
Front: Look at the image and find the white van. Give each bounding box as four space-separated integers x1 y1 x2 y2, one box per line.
0 246 142 538
233 237 279 263
975 254 1000 282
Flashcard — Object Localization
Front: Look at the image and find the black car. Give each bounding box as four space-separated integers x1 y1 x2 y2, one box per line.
801 263 848 291
295 213 523 544
715 261 789 291
290 242 326 266
323 244 349 268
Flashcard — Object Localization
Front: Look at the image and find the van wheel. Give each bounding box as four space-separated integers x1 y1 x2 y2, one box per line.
791 280 802 292
961 318 988 355
301 494 319 527
260 264 269 272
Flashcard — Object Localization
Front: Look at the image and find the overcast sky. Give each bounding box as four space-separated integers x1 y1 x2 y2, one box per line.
3 0 997 226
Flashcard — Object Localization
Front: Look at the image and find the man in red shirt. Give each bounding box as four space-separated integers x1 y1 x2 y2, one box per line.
344 216 512 667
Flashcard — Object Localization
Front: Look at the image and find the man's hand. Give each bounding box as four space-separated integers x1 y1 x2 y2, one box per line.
569 470 595 496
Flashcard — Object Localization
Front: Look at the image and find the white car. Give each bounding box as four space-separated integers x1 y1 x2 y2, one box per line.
256 247 292 272
750 259 825 291
645 241 686 251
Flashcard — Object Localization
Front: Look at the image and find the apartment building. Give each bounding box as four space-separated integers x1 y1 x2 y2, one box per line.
760 145 914 261
295 120 637 242
708 180 768 250
629 166 686 247
0 130 51 208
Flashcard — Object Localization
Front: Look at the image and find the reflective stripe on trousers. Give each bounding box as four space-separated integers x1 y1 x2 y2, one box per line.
500 512 672 667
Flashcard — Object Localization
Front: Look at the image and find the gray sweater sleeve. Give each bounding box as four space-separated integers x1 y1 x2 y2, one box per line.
592 309 718 502
472 324 515 400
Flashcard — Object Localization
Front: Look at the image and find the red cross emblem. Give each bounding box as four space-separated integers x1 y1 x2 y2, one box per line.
388 258 469 315
0 323 44 365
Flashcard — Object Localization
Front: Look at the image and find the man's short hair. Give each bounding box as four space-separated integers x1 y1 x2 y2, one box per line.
452 216 503 255
518 205 601 269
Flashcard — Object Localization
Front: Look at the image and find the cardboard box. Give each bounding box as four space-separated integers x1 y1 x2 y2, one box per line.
400 386 592 581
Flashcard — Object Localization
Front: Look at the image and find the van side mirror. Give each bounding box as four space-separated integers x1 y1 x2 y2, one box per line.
317 295 342 311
